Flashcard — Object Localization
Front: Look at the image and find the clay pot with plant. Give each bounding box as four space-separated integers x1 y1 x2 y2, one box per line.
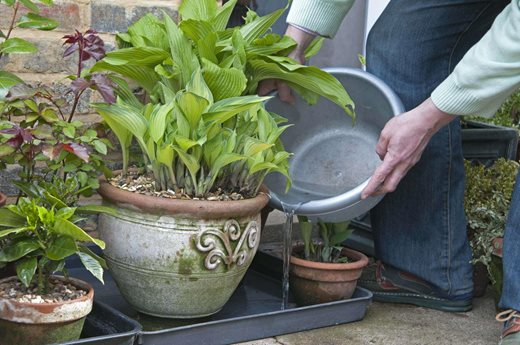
464 158 519 301
90 0 354 318
0 183 113 345
289 217 368 306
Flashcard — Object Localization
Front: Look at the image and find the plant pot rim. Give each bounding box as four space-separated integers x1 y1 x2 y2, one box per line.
290 245 369 270
98 171 270 218
0 276 94 324
0 191 6 207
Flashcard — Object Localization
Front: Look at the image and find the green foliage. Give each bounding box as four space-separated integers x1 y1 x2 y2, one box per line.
91 1 354 198
296 216 353 263
0 181 114 293
468 89 520 128
464 158 519 273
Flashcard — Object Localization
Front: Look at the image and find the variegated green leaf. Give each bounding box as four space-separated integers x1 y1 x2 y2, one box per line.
150 101 174 143
54 218 105 249
204 95 270 123
179 0 217 21
176 91 209 130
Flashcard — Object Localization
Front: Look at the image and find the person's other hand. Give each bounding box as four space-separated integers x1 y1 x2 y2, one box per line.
361 98 457 199
257 25 312 103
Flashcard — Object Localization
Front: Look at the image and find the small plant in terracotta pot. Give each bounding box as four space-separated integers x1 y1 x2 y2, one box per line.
290 217 369 306
0 181 112 345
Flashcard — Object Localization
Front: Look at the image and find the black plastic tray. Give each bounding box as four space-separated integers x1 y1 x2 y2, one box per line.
67 250 372 345
58 301 141 345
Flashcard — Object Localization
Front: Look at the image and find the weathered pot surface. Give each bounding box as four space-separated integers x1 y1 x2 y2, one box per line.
98 174 269 318
0 276 94 345
290 245 369 306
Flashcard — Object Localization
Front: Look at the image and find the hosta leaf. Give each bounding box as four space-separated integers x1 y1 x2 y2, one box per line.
172 146 200 182
103 47 169 66
197 31 218 65
304 37 325 59
0 38 38 54
78 252 104 284
54 218 105 249
16 257 37 288
179 0 217 21
176 91 209 130
126 13 168 50
163 11 200 87
207 153 245 186
46 236 78 260
247 34 296 57
203 95 270 124
211 0 237 31
92 61 159 94
17 13 59 31
243 138 273 157
239 6 287 43
248 58 354 117
175 136 199 151
179 19 213 44
150 101 174 143
186 68 213 104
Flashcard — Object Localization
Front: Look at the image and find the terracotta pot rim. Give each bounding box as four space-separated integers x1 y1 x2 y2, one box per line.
0 275 94 308
0 191 6 207
98 171 270 218
290 245 369 270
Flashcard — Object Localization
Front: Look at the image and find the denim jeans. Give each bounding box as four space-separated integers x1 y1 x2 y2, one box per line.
366 0 509 298
500 172 520 311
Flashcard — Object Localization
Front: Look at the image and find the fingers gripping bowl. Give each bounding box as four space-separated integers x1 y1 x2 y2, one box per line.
264 68 405 222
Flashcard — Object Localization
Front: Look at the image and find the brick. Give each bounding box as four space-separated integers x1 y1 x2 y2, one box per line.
90 3 127 33
130 6 179 26
0 2 83 32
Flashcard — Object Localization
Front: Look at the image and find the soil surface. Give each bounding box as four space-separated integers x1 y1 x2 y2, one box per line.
109 171 246 201
0 277 87 304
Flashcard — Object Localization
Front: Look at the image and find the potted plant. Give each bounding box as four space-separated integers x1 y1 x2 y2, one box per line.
0 181 111 345
0 0 60 205
464 158 519 301
289 216 368 306
90 0 354 318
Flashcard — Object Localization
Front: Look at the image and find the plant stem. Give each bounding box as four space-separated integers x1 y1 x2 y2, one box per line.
0 1 20 60
37 262 44 295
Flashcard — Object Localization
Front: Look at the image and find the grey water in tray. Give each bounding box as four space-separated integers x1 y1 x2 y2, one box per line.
66 251 372 345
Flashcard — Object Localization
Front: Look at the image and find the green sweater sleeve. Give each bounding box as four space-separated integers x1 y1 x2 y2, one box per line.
431 0 520 117
286 0 355 38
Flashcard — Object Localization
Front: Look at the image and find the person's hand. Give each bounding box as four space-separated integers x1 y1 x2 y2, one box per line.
361 98 457 199
257 25 313 103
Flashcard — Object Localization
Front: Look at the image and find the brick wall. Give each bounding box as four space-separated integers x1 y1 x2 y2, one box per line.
0 0 182 196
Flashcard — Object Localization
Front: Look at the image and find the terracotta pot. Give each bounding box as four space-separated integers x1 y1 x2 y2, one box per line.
290 245 369 306
0 192 6 207
0 276 94 345
97 175 269 318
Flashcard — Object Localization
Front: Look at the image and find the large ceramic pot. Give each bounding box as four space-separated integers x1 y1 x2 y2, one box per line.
290 245 369 306
0 276 94 345
97 178 269 318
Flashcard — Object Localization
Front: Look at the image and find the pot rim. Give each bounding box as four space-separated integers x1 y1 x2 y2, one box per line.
98 171 270 218
290 245 369 271
0 276 94 324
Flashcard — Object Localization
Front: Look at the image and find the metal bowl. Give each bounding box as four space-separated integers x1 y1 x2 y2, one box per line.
264 67 404 222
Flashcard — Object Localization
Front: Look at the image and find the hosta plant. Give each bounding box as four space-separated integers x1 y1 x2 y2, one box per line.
297 216 353 263
0 181 113 294
91 0 354 198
